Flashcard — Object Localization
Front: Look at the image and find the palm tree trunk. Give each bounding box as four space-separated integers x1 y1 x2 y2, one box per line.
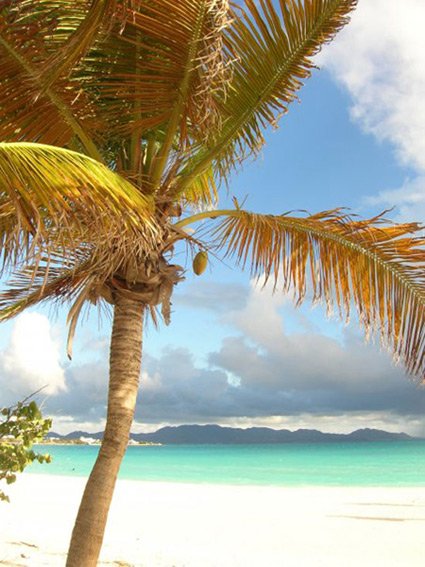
66 294 145 567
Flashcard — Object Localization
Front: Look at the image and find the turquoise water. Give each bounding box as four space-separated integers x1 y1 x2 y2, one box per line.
30 441 425 487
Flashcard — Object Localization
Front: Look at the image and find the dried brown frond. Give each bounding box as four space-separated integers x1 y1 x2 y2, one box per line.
0 222 186 355
190 0 232 141
0 257 91 320
206 208 425 380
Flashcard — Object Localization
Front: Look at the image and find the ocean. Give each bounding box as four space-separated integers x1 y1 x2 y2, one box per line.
31 441 425 486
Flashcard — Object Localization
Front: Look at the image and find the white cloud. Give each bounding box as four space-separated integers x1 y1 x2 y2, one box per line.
0 312 66 403
320 0 425 172
319 0 425 221
222 280 288 353
209 281 425 421
365 176 425 223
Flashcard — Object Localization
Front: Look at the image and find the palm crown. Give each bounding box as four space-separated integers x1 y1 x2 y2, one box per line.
1 2 424 563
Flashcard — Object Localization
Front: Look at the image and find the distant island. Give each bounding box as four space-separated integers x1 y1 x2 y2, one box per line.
45 425 416 445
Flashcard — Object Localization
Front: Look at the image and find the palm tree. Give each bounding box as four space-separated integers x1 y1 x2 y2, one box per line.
0 0 424 565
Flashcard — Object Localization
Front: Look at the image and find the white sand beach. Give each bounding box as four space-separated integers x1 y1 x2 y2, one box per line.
1 474 425 566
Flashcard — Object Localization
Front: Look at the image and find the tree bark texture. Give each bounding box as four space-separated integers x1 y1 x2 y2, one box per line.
66 295 145 567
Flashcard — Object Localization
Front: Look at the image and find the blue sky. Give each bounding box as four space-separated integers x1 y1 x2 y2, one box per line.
1 0 425 435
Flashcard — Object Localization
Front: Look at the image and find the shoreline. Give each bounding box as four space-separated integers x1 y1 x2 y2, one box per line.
25 468 425 488
1 474 425 566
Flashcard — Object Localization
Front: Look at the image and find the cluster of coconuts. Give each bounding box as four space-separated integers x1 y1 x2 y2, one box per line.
192 251 208 275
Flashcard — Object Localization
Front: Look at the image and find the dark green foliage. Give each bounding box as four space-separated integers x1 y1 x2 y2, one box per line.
0 399 52 502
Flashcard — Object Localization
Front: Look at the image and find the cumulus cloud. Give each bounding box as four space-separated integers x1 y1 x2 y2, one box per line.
134 348 232 422
126 283 425 428
221 283 288 353
0 312 66 405
137 282 425 428
46 361 108 420
320 0 425 171
43 333 110 422
319 0 425 220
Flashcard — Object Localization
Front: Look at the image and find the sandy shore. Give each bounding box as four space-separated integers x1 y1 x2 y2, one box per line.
1 475 425 566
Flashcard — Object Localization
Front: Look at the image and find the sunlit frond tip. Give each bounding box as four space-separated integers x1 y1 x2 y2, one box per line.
0 142 155 270
209 208 425 381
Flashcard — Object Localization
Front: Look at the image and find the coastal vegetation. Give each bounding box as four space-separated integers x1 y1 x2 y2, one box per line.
0 399 51 502
0 1 423 565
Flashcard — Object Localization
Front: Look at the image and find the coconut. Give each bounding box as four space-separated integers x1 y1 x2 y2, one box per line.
193 251 208 275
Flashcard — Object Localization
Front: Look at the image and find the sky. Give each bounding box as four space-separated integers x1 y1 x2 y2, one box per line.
1 0 425 436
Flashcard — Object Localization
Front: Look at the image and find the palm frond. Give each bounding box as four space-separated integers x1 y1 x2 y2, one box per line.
0 248 102 359
0 228 187 355
177 0 357 192
76 1 231 168
38 0 125 90
180 165 218 209
148 0 231 187
0 142 155 271
0 3 103 159
200 208 425 380
0 258 92 323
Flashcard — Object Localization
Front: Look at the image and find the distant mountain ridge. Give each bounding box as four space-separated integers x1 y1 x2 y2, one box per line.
47 424 415 444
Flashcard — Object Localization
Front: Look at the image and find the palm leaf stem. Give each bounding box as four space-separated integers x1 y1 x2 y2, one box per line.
130 31 142 184
149 2 209 190
174 208 234 229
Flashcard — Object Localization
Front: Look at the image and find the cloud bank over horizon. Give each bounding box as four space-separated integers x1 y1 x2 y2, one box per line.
2 282 424 437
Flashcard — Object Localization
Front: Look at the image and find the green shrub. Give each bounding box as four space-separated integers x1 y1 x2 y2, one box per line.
0 399 52 502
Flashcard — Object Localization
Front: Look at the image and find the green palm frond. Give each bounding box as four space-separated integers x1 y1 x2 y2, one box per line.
179 208 425 379
180 165 218 209
177 0 357 192
0 142 155 270
148 0 230 188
